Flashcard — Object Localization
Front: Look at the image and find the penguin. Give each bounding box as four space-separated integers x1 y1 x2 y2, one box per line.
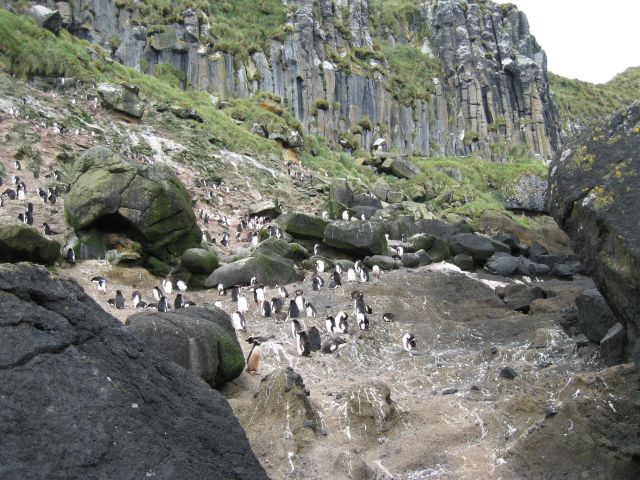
176 280 188 293
325 315 337 333
291 317 304 335
276 284 288 298
305 302 317 318
232 311 246 331
383 313 395 322
237 293 248 313
217 283 226 296
313 243 321 255
308 326 322 351
341 210 349 221
312 274 324 291
38 187 47 202
335 263 343 274
136 300 148 309
322 338 347 354
26 202 33 213
162 279 173 295
316 259 325 273
254 285 266 303
249 276 259 287
329 271 341 289
17 184 25 201
372 265 381 278
271 297 284 313
14 160 21 170
0 197 3 207
131 291 142 308
321 211 329 219
214 300 223 308
114 290 125 310
4 189 16 200
288 299 300 318
347 268 356 282
251 232 259 247
42 223 59 236
336 311 349 333
158 296 169 313
296 331 311 357
354 295 367 315
350 290 363 300
246 338 262 374
174 293 185 309
231 286 240 302
184 301 196 308
357 313 369 330
354 260 364 273
65 247 76 265
152 286 162 302
402 333 416 352
259 300 271 317
220 234 229 247
91 276 108 294
359 267 370 282
295 292 305 312
17 213 26 223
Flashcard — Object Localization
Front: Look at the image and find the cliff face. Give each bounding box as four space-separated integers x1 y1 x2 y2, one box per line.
22 0 560 159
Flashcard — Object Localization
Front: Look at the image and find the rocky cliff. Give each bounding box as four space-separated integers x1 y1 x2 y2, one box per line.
13 0 560 159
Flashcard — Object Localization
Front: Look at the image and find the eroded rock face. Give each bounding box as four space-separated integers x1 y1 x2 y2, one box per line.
65 146 202 263
0 263 267 479
323 220 387 255
0 224 60 265
547 102 640 367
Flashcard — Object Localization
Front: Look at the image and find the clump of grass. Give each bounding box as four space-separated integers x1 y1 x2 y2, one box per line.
152 63 186 88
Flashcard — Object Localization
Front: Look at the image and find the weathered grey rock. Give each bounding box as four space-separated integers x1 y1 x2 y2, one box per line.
548 103 640 367
426 238 452 262
386 190 406 204
249 199 281 218
517 257 551 276
505 175 548 212
338 382 397 439
450 233 495 261
503 284 546 312
381 157 420 179
104 248 141 265
364 255 400 270
600 323 627 366
170 105 204 122
453 254 474 270
275 211 329 240
181 248 219 274
485 252 520 276
401 252 421 268
329 178 354 206
405 233 435 253
0 224 60 265
576 289 618 343
499 367 518 380
97 83 145 118
0 263 267 479
352 192 382 209
125 306 244 387
65 146 201 262
323 220 387 255
28 5 62 33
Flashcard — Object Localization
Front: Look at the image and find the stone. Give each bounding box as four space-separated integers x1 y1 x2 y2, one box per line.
575 333 590 347
65 146 201 263
517 257 552 276
104 248 141 265
0 263 266 479
493 233 527 256
485 252 520 276
386 190 406 204
352 192 382 209
405 233 435 253
371 179 391 201
329 178 354 206
505 175 548 212
275 212 329 240
181 248 219 274
442 387 458 395
381 157 420 179
575 289 618 343
28 5 62 33
528 241 549 257
401 252 421 268
249 199 281 218
364 255 400 270
550 263 578 280
499 367 518 380
503 284 546 313
453 254 473 270
97 83 145 118
125 306 244 387
438 167 463 183
600 323 627 366
323 221 387 255
204 254 299 287
426 238 452 262
170 105 204 122
547 103 640 367
338 382 397 439
450 233 495 261
0 224 60 265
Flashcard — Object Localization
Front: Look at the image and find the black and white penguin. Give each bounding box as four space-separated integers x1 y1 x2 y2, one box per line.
174 293 185 309
296 331 311 357
354 293 366 313
16 184 25 201
114 290 125 309
322 338 347 354
372 265 381 278
65 247 76 265
254 285 266 303
347 268 356 282
176 280 188 293
341 210 349 221
313 243 321 255
308 326 322 351
359 267 369 283
357 313 369 330
354 260 364 273
383 313 395 322
402 333 416 352
295 292 305 312
325 315 337 333
250 232 259 247
273 311 288 324
237 293 248 313
131 291 142 308
91 276 108 294
276 284 288 298
335 263 343 274
17 213 26 224
42 223 59 236
316 259 325 273
287 299 300 318
270 296 284 313
14 160 21 170
336 311 349 333
152 286 162 302
329 271 341 289
232 311 246 331
260 300 271 317
312 274 324 291
162 278 173 295
231 286 240 302
321 211 329 219
217 283 226 295
246 337 262 374
305 302 317 318
158 296 169 313
291 319 304 339
184 300 196 308
250 276 258 286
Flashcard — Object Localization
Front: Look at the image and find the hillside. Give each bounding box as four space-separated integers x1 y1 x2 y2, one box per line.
549 67 640 134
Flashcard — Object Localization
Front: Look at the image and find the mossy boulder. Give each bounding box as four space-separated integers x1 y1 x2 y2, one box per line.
405 233 435 253
181 248 219 274
275 212 329 240
65 146 202 264
125 306 244 387
324 221 388 255
97 83 145 118
0 224 60 265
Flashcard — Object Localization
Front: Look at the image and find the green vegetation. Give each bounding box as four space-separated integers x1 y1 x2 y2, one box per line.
369 0 425 39
152 63 186 88
549 68 640 129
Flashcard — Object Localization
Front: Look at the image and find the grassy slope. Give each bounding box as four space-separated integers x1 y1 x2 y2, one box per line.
549 67 640 129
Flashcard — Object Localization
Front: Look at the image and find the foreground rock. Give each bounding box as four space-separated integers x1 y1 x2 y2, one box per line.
0 263 266 479
126 306 244 387
65 146 202 263
323 220 387 255
97 83 145 118
276 212 329 240
0 224 60 265
547 102 640 366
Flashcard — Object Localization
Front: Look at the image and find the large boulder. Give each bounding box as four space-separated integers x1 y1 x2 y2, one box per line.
97 83 145 118
0 263 267 479
450 233 495 261
575 289 618 343
505 175 548 212
380 157 420 179
27 5 62 33
275 212 329 240
181 248 219 274
547 102 640 366
0 224 60 265
323 220 388 255
125 306 244 387
65 146 202 263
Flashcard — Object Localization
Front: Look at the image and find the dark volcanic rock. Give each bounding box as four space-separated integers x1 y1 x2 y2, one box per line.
0 263 266 480
450 233 495 261
276 211 329 240
0 224 60 265
575 289 618 343
323 220 387 255
600 323 627 366
453 254 473 270
125 306 244 387
548 102 640 366
499 367 518 379
485 252 520 276
503 284 546 313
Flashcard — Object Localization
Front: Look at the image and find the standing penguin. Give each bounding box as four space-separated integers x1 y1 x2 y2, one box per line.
305 302 317 318
291 319 304 339
329 271 341 289
325 315 337 333
359 267 369 283
308 326 322 351
237 293 248 313
246 337 263 374
372 265 381 278
312 274 324 291
260 300 272 317
176 280 188 293
354 294 366 315
232 311 246 331
402 333 416 352
288 299 300 318
231 286 240 302
316 259 325 273
271 297 284 313
296 331 311 357
131 291 142 308
158 296 169 312
254 285 266 303
114 290 125 310
336 311 349 333
91 276 108 294
174 293 185 309
152 286 162 302
65 247 76 265
347 268 356 282
276 284 288 298
357 313 369 330
162 279 173 295
295 291 305 312
335 263 343 274
217 283 226 295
